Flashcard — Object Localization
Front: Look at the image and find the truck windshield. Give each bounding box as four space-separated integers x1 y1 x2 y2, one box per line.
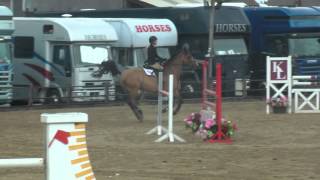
0 41 11 64
74 44 111 66
266 33 320 58
214 38 248 56
288 35 320 58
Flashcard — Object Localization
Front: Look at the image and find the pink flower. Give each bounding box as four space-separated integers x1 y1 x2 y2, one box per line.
205 119 215 129
184 119 193 126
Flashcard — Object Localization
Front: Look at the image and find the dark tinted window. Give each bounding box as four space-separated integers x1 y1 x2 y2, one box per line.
14 36 34 58
53 45 70 67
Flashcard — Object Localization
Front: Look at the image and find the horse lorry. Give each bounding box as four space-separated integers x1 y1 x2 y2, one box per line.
102 18 177 69
0 6 14 105
12 18 118 103
244 7 320 94
31 6 251 97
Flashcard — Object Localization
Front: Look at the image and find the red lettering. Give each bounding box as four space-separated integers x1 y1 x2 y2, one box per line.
135 24 173 32
160 25 166 32
165 25 172 32
148 25 156 32
154 25 161 32
135 25 143 32
142 25 149 32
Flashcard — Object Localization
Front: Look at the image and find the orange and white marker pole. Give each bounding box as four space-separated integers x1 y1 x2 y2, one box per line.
0 112 96 180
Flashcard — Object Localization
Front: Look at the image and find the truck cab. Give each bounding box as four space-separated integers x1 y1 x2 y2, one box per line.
12 18 118 103
245 7 320 94
0 6 14 105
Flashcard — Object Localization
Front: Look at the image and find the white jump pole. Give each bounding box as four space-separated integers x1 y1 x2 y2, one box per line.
155 74 185 143
0 158 44 167
0 112 96 180
146 72 168 136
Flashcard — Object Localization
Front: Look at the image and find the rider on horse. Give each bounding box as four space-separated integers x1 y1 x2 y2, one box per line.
144 36 167 76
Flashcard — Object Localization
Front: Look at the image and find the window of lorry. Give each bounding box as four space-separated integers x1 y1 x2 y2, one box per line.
213 38 248 56
266 33 320 58
265 35 289 57
288 33 320 58
180 36 248 58
73 44 111 66
13 36 34 58
112 48 134 67
135 47 170 67
52 45 71 73
0 41 11 64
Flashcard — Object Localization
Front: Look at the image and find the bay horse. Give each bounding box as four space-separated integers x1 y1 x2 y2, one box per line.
93 45 196 121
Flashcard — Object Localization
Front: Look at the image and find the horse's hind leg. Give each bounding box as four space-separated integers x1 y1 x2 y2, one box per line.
127 93 144 122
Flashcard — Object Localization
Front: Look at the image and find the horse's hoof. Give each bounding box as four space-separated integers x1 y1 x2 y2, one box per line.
137 110 144 122
137 117 143 122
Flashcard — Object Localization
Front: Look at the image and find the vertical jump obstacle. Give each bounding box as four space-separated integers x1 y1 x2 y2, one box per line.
202 61 232 143
146 72 185 143
0 113 96 180
266 56 320 114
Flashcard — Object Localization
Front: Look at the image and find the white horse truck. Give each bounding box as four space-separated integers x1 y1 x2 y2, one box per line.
12 18 118 103
0 6 14 105
102 18 177 69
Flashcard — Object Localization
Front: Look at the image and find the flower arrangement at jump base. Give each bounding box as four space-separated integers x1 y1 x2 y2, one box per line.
266 96 288 113
183 110 237 141
266 96 288 107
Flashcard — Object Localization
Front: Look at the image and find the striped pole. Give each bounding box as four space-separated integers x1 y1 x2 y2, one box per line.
0 112 96 180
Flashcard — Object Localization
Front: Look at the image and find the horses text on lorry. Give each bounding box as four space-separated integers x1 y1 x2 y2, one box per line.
245 7 320 95
31 6 251 97
12 18 118 104
102 18 177 69
0 6 14 105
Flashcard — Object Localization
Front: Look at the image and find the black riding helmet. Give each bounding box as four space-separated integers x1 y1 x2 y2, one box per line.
149 36 157 43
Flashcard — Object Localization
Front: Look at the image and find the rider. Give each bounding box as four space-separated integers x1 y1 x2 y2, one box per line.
145 36 166 75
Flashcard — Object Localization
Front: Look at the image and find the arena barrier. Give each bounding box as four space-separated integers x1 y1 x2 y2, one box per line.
146 72 185 143
266 56 320 114
0 113 96 180
201 61 231 143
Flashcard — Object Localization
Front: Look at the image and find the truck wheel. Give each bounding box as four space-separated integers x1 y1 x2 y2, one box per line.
46 89 61 104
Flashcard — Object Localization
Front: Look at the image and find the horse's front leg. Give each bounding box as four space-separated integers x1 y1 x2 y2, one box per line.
173 95 183 115
162 95 183 114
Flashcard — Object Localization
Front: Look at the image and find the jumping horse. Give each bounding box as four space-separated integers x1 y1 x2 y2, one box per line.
93 45 196 121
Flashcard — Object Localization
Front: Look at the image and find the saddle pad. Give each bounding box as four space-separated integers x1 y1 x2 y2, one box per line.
143 68 156 76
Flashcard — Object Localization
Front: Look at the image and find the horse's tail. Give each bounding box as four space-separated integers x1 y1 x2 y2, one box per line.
100 60 121 76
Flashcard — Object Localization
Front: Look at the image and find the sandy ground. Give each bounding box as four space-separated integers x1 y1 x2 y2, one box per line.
0 101 319 180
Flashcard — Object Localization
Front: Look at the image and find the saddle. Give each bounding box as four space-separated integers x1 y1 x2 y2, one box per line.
143 68 156 76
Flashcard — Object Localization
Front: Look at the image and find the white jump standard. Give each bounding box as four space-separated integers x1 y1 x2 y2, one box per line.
146 72 185 143
0 112 96 180
266 56 320 114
